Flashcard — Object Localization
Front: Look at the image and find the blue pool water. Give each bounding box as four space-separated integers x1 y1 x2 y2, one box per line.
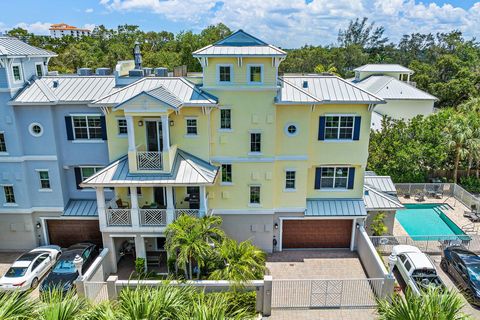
396 204 466 240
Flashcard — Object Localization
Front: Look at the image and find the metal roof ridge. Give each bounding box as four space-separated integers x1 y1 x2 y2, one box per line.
335 76 385 103
92 77 147 104
176 149 212 183
178 77 218 103
277 77 322 103
81 156 127 185
364 185 403 207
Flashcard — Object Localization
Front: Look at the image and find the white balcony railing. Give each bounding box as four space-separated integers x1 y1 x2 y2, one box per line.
137 151 163 170
174 209 200 219
140 209 167 226
106 209 132 226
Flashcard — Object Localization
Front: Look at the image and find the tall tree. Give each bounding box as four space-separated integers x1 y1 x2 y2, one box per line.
337 17 389 49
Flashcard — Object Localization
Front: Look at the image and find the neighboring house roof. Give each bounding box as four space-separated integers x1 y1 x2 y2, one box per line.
92 77 217 106
0 36 57 57
353 64 413 73
371 110 384 131
306 199 367 217
81 149 219 187
49 23 90 32
364 173 397 194
63 199 98 217
276 76 385 105
193 30 286 57
364 185 404 210
351 75 437 101
12 76 117 105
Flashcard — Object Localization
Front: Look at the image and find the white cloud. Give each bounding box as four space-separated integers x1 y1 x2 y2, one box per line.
14 21 52 35
85 8 94 13
83 23 96 31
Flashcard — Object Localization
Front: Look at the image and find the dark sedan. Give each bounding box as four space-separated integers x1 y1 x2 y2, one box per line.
39 243 99 294
441 246 480 306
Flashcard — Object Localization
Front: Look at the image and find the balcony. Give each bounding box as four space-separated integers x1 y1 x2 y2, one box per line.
136 151 163 170
105 208 201 227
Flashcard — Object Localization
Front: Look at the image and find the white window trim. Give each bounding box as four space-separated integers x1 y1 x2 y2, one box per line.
219 108 232 132
317 166 351 190
220 163 233 185
79 166 103 182
324 114 356 141
29 122 44 137
35 169 52 191
284 123 298 137
116 117 128 137
0 131 7 154
249 132 262 154
247 64 264 85
2 184 16 205
284 169 296 192
216 64 234 84
35 62 44 77
248 184 261 206
185 117 198 137
11 63 23 83
70 114 103 141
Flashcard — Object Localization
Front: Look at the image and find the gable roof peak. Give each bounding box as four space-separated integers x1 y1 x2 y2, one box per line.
214 29 268 47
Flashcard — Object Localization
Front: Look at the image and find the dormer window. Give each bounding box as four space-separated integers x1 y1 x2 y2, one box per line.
248 65 263 84
218 65 232 83
12 64 23 83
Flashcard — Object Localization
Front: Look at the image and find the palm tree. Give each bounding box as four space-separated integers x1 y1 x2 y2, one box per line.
209 238 266 282
165 214 224 279
444 113 471 183
38 288 88 320
377 287 471 320
0 291 37 320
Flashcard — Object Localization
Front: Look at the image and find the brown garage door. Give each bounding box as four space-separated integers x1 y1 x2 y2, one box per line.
47 220 102 248
282 219 352 249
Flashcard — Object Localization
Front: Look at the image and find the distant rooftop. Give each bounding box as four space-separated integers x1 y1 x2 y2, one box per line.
354 64 413 74
0 36 56 57
49 23 91 32
193 30 286 57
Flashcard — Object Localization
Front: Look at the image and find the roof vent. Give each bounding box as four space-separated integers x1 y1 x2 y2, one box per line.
47 71 59 76
302 81 308 88
128 69 144 77
96 68 111 75
78 68 93 76
154 67 168 77
53 80 59 88
364 190 369 196
142 67 152 76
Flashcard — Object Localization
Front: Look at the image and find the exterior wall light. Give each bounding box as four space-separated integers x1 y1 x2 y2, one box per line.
169 120 174 126
36 222 41 229
138 120 144 126
274 223 278 229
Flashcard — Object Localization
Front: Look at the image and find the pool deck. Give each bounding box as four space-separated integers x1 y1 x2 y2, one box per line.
395 196 476 236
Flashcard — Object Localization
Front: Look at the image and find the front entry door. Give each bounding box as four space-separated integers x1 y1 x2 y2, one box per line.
154 187 166 208
146 121 163 152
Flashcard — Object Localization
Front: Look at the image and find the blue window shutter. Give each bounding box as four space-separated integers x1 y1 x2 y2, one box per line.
318 116 326 140
65 116 74 140
353 116 361 140
74 167 83 190
100 116 108 140
347 167 355 189
314 168 322 189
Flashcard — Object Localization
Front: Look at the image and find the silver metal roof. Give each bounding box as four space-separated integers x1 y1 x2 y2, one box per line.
146 86 183 108
306 199 367 217
63 199 98 217
364 186 404 210
364 174 397 194
93 77 217 106
82 149 218 187
351 76 437 101
277 76 385 105
193 30 286 57
0 36 56 57
354 64 413 73
13 76 117 104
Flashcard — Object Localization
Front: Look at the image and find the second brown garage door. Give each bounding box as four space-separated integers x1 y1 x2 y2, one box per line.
282 219 352 249
47 219 102 248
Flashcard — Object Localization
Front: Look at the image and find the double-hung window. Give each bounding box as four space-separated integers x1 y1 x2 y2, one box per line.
248 65 263 84
220 109 231 130
186 118 198 135
36 63 43 77
80 167 102 181
38 171 51 189
325 116 354 140
285 170 296 190
72 115 102 140
3 186 15 204
249 186 261 205
250 133 261 153
117 118 128 135
319 167 349 189
12 64 22 82
218 65 232 83
221 164 232 183
0 132 6 152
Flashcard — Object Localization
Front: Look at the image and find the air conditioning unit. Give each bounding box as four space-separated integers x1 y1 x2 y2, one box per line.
96 68 111 75
154 67 168 77
142 67 153 76
128 69 144 77
78 68 93 76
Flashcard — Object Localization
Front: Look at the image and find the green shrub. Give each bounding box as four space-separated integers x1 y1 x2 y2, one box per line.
135 257 146 275
460 176 480 194
371 212 388 236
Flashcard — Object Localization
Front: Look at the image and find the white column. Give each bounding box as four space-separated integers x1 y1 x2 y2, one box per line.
161 115 170 152
199 186 207 217
166 186 174 224
134 235 146 260
130 186 140 228
350 218 357 251
103 234 117 273
96 187 107 229
126 115 136 152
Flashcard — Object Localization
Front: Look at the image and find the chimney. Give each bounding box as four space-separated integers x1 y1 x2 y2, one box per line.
133 42 142 70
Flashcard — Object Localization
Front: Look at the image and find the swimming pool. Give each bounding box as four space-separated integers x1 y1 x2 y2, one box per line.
396 204 466 240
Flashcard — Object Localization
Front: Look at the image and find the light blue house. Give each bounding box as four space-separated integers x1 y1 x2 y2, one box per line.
0 36 116 249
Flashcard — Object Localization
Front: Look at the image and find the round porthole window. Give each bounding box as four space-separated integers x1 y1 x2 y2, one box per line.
285 123 298 136
29 123 43 137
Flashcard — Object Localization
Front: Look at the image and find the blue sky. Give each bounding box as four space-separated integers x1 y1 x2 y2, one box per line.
1 0 479 47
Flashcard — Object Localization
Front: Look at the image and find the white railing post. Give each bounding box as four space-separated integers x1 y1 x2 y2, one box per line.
106 275 118 300
263 275 272 317
134 235 146 260
166 186 174 224
126 115 136 152
130 186 140 228
96 187 107 229
161 115 170 152
199 186 207 217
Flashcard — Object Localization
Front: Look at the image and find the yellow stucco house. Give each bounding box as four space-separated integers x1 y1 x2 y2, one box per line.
82 30 387 272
